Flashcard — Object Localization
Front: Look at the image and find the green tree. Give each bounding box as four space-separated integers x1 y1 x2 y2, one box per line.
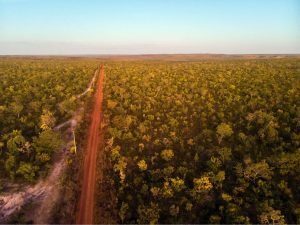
161 149 174 161
16 162 37 182
137 203 160 224
40 109 56 130
216 123 233 144
33 130 62 166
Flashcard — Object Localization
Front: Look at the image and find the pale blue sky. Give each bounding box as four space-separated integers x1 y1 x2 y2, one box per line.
0 0 299 55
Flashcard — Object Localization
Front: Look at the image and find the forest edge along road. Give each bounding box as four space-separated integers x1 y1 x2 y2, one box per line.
76 66 105 224
0 68 99 224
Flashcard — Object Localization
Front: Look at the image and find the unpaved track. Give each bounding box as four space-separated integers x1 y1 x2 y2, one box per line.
76 67 105 224
54 69 98 131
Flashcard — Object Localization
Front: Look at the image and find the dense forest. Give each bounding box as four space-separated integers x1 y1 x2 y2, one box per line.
1 58 299 224
0 59 98 183
100 59 300 224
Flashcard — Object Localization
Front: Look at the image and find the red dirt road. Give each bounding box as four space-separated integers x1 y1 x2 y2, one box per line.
76 67 105 224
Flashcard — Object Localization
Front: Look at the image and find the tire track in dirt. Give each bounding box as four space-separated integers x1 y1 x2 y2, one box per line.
76 66 105 224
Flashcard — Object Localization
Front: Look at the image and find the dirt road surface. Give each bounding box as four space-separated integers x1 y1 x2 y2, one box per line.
76 67 105 224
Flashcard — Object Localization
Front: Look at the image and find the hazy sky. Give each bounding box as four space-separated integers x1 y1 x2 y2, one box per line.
0 0 299 55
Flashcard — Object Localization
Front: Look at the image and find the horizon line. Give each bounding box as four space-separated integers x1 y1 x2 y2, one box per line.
1 53 300 56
